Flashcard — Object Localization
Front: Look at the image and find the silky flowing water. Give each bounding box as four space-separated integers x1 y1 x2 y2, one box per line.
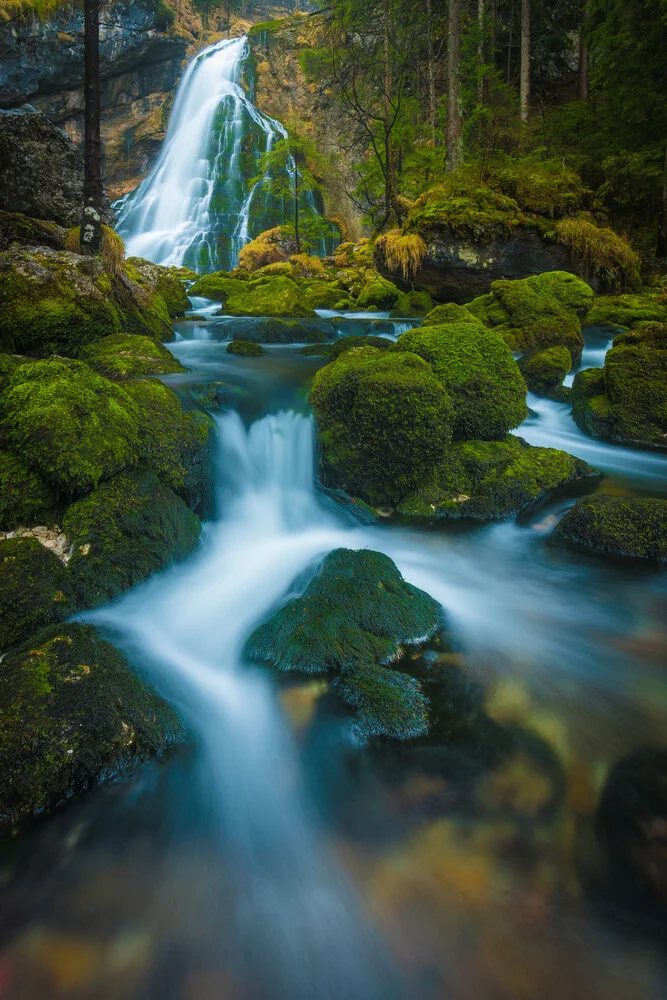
2 324 667 999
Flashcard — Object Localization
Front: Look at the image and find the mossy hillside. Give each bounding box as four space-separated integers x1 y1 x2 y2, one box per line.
392 322 528 440
227 340 265 356
310 347 454 505
63 470 201 610
396 437 597 521
466 270 594 359
0 623 184 831
0 537 71 652
121 380 214 513
0 450 56 529
0 357 140 495
244 548 440 740
554 494 667 561
572 324 667 447
518 346 572 398
585 288 667 330
78 334 186 380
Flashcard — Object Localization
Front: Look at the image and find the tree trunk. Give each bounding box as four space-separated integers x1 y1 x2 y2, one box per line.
382 0 395 222
426 0 438 145
577 1 589 100
294 160 300 253
519 0 530 123
658 142 667 258
477 0 485 105
81 0 103 255
446 0 463 170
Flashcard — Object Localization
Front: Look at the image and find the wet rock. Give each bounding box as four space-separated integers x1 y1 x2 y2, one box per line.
0 537 72 652
0 448 56 531
518 346 572 399
553 494 667 561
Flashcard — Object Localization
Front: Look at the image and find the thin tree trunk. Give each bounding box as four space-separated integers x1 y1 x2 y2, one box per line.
519 0 530 122
658 142 667 258
294 161 300 252
426 0 437 145
446 0 463 170
577 1 589 100
382 0 395 222
81 0 103 255
477 0 485 104
506 0 514 84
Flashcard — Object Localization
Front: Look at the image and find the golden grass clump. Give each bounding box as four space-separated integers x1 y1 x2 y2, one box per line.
65 224 126 278
554 218 641 290
378 230 427 279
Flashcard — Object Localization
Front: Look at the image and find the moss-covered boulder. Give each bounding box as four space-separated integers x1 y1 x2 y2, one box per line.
467 270 594 359
553 494 667 561
392 322 527 439
390 289 433 318
0 450 56 529
0 351 31 391
0 622 184 830
188 273 248 301
396 436 597 520
78 334 186 380
224 275 317 317
63 470 201 609
0 211 65 252
125 258 191 317
311 347 454 504
0 538 71 652
585 288 667 330
571 324 667 447
327 335 394 362
121 380 214 512
0 246 173 356
356 276 402 310
421 303 479 327
245 548 442 740
230 318 331 344
227 340 265 356
237 227 299 272
300 281 356 312
518 346 572 398
0 357 140 495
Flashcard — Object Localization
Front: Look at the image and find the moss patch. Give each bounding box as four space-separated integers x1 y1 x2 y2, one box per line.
78 334 185 380
227 340 265 356
0 537 71 652
357 276 401 310
585 288 667 329
0 449 56 529
421 303 479 327
518 346 572 398
554 494 667 561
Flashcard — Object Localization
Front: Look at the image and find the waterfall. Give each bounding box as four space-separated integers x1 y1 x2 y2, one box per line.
115 36 335 272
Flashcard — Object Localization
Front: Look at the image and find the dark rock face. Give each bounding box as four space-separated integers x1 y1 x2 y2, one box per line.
389 227 598 303
0 110 85 227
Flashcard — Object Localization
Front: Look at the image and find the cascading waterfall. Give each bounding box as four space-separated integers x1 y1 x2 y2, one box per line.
115 36 335 272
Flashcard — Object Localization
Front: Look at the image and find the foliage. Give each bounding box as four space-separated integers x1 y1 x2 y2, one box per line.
376 230 427 279
552 218 640 290
65 224 125 278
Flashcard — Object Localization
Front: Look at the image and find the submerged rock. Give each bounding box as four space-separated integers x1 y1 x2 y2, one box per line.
0 537 71 652
518 345 572 399
63 469 201 609
0 623 184 831
572 323 667 448
230 318 331 344
553 494 667 561
245 548 442 741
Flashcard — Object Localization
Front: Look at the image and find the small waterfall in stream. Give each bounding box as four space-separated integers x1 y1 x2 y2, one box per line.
115 36 335 272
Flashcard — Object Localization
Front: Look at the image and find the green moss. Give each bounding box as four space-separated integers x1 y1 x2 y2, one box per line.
301 281 356 312
405 178 522 238
393 322 527 440
0 450 56 529
311 347 454 505
571 324 667 447
397 436 597 521
0 351 30 392
585 289 667 329
228 319 330 344
552 218 640 290
327 336 394 362
227 340 265 356
300 344 334 357
121 380 214 511
78 334 185 379
518 346 572 398
0 622 184 830
221 276 317 317
333 662 429 742
554 494 667 561
63 470 201 609
490 156 587 218
0 211 64 251
421 303 479 327
188 273 247 301
0 358 140 495
356 277 401 310
390 289 433 318
467 270 594 359
0 538 71 651
190 381 246 409
125 258 190 317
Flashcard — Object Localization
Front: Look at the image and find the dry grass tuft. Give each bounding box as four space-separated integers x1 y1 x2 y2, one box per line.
377 230 427 279
65 224 126 278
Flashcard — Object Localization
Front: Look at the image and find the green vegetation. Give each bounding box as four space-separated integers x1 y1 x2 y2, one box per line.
554 494 667 561
0 537 71 651
393 322 527 439
586 288 667 329
0 623 184 830
518 346 572 398
0 449 55 529
227 340 265 356
422 303 479 327
327 336 394 362
552 219 641 291
78 333 185 379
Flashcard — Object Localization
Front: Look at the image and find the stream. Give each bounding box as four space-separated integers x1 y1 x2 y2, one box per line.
1 323 667 999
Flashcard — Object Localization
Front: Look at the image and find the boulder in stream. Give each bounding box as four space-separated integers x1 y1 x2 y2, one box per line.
518 346 572 399
0 537 71 652
553 494 667 561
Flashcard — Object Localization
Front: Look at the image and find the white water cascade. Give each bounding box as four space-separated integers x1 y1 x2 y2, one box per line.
115 37 293 272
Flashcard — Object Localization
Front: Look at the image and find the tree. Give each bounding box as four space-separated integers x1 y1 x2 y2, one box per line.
81 0 103 255
256 132 326 252
446 0 463 169
519 0 530 121
426 0 438 145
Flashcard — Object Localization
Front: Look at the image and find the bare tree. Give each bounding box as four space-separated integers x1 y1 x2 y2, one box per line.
81 0 103 254
446 0 463 169
519 0 530 122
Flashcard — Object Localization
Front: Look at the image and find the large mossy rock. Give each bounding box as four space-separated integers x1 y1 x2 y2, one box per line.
586 288 667 330
466 270 594 359
390 289 434 318
356 276 402 310
421 302 479 327
224 275 317 317
0 623 184 831
518 346 572 398
245 548 442 741
125 257 191 317
63 470 201 609
0 246 173 356
237 227 299 272
311 347 454 505
392 322 527 439
572 324 667 447
396 436 597 520
227 340 265 356
0 357 140 495
0 538 71 652
0 449 56 530
78 333 186 380
230 318 331 344
189 273 248 301
553 494 667 561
